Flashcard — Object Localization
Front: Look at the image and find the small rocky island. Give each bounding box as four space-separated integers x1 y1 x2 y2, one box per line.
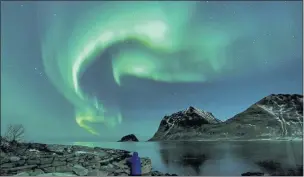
118 134 139 142
0 137 175 176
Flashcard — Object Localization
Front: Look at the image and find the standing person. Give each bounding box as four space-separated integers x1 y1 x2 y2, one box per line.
127 152 142 176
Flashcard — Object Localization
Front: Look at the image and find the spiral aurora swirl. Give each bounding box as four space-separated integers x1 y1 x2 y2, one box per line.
39 1 299 135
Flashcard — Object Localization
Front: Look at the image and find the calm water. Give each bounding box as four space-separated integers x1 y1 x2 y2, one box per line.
68 141 302 176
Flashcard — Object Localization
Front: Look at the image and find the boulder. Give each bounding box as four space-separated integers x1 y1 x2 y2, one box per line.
72 165 88 176
10 156 21 162
150 171 178 176
87 170 109 176
30 169 45 176
241 172 264 176
141 158 152 175
39 173 76 176
14 172 30 176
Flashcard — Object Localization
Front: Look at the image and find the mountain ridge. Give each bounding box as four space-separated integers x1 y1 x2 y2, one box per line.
149 94 303 141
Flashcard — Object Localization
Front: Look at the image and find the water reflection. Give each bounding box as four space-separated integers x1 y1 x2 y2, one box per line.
157 141 303 175
159 142 208 174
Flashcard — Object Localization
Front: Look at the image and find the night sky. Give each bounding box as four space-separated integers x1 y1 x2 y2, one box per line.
1 1 302 142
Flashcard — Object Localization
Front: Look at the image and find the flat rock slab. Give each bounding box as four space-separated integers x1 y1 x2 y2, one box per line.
39 173 76 176
87 170 109 176
72 165 88 176
14 172 30 176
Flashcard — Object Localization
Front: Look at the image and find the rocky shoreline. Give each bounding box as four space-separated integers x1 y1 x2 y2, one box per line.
0 138 177 176
1 138 303 176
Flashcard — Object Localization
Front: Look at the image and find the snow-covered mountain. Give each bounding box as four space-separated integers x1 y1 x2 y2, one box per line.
149 94 303 141
149 106 221 141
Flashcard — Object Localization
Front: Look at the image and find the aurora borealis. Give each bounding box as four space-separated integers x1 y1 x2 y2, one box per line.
1 1 302 142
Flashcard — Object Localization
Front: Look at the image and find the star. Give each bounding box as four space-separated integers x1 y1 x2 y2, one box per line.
33 67 45 77
20 4 23 7
53 13 57 17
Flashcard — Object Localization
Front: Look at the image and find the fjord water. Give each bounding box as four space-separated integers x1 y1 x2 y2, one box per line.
72 141 302 176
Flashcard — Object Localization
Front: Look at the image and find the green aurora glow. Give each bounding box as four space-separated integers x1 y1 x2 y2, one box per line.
39 1 301 135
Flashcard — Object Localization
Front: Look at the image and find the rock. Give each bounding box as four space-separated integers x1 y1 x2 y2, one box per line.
149 94 303 141
151 171 178 176
117 172 129 176
7 165 37 171
30 169 45 176
63 154 75 159
165 173 178 176
14 172 30 176
72 165 88 176
52 160 66 167
40 157 54 164
75 151 87 157
27 159 41 165
141 158 152 175
66 157 78 162
87 170 109 176
10 156 21 162
55 166 73 173
43 167 56 173
118 134 139 142
99 157 115 165
39 172 76 176
86 162 100 169
40 164 53 168
151 171 163 176
0 157 10 164
1 162 15 168
112 160 128 170
241 172 264 176
16 160 26 166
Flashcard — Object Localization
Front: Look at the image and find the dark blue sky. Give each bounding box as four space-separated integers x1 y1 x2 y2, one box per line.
1 1 302 142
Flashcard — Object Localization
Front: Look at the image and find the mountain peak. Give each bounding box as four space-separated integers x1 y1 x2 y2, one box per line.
184 106 220 124
149 106 220 141
255 94 303 116
260 94 302 103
